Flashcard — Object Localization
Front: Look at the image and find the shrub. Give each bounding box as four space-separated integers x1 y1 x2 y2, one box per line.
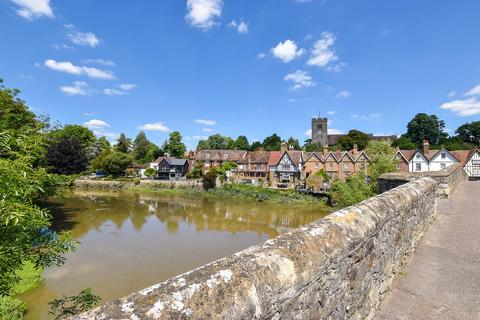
329 175 373 208
133 178 141 185
0 296 26 320
202 168 218 190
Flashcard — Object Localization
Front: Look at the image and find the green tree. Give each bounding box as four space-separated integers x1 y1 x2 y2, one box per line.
365 141 398 192
303 138 322 152
89 148 112 172
404 113 447 146
202 167 218 190
250 141 263 151
439 136 475 151
101 152 132 176
329 175 373 208
196 134 234 150
46 136 89 174
234 135 250 150
392 136 416 149
262 134 282 151
132 131 150 162
336 129 370 150
144 168 157 179
115 133 132 153
456 121 480 146
85 137 110 163
0 81 76 299
286 137 301 150
145 142 162 162
49 288 100 319
164 131 187 158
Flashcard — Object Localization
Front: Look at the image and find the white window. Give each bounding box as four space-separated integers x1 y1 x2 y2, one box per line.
415 163 421 171
282 164 291 170
441 163 446 169
472 160 480 166
343 164 349 171
441 152 446 159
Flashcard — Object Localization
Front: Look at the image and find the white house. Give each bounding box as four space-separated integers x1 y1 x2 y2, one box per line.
409 150 431 172
428 148 459 171
408 141 460 173
464 148 480 179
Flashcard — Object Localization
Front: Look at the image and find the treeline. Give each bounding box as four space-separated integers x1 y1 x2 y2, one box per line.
196 133 302 151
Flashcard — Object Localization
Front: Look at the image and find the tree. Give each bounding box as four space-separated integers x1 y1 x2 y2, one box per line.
196 134 235 150
89 148 112 172
250 141 263 151
439 136 475 151
336 129 370 150
132 131 150 162
202 167 218 190
329 175 373 208
303 139 322 152
54 125 95 149
145 142 163 162
101 152 132 176
404 113 447 146
144 168 157 179
49 288 100 319
85 137 110 163
46 136 89 174
286 137 301 150
234 135 250 150
262 134 282 151
115 133 132 153
0 81 76 300
164 131 186 158
365 141 398 192
392 136 416 149
456 121 480 146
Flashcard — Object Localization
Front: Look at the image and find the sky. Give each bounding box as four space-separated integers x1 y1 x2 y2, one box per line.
1 0 480 150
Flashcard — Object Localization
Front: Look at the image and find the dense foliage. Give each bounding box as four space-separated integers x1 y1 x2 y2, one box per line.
163 131 187 158
403 113 447 146
329 175 373 208
335 129 370 150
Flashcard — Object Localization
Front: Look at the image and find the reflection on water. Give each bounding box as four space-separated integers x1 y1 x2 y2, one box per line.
22 189 327 319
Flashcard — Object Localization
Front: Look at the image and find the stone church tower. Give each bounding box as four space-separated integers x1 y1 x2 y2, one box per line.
312 116 328 146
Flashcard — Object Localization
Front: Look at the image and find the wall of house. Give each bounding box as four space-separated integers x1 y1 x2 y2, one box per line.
465 151 480 177
428 150 458 171
73 177 446 320
409 152 429 172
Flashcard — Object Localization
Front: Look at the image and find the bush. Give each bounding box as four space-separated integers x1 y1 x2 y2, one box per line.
0 296 26 320
134 178 141 185
329 175 373 208
202 168 218 190
101 152 132 176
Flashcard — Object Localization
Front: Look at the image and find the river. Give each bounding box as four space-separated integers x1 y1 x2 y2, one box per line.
21 189 328 319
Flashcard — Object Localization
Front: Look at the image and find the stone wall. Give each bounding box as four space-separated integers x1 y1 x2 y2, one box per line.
72 177 440 320
378 163 467 198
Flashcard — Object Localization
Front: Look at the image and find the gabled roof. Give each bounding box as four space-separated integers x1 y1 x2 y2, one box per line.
153 156 166 164
324 151 340 162
355 150 370 162
454 149 479 165
268 150 302 166
339 151 356 162
304 152 324 162
238 151 270 164
195 150 247 161
286 150 303 166
267 151 281 166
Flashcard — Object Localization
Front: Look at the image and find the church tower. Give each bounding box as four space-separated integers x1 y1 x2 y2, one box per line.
311 116 328 146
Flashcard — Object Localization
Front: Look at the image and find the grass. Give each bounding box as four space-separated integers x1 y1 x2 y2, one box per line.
130 183 331 209
0 262 43 320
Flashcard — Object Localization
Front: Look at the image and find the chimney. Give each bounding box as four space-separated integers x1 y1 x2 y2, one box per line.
280 142 287 153
323 145 329 157
258 147 264 152
422 140 430 154
352 143 358 156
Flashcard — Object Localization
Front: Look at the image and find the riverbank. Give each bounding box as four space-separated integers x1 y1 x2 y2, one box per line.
74 179 330 209
0 263 43 320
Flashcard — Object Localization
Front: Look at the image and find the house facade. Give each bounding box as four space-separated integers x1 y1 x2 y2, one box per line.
463 148 480 179
268 143 303 188
194 150 247 174
156 158 189 180
231 150 270 184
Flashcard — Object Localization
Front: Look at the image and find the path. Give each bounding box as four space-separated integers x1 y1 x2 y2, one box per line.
375 180 480 320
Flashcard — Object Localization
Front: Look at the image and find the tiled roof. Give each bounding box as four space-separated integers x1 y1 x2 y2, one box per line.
287 150 303 166
153 156 166 164
238 151 270 164
166 158 188 166
195 150 247 161
267 151 281 166
451 150 474 165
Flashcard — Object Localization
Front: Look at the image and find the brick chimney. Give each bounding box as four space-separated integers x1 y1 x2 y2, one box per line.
323 145 329 157
352 143 359 157
281 142 287 153
422 140 430 154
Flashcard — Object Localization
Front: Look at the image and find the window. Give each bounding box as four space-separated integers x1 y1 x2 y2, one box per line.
329 162 333 169
206 153 210 159
441 152 446 159
472 160 480 166
343 164 349 171
416 154 421 159
223 154 228 159
282 164 291 170
314 162 319 169
415 163 421 171
441 163 446 169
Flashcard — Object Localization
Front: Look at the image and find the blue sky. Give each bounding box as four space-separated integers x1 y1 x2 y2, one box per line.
1 0 480 149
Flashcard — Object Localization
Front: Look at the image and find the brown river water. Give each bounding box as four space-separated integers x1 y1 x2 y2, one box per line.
21 189 328 319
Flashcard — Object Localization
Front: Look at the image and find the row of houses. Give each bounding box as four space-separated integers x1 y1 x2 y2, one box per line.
132 141 480 187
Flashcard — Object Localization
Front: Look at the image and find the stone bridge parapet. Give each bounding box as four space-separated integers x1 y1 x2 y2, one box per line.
72 176 443 320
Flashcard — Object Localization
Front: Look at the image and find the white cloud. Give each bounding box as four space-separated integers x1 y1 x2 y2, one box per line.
118 83 137 91
328 128 344 134
227 20 248 34
464 84 480 97
284 70 315 90
336 90 351 98
83 119 110 130
192 135 208 140
440 97 480 117
60 81 92 96
82 59 115 66
103 88 125 96
306 32 338 68
44 59 115 80
271 40 305 63
351 113 381 120
203 128 213 132
195 119 216 126
185 0 222 30
448 90 456 98
65 25 100 47
138 122 170 132
10 0 53 20
257 52 266 59
326 110 336 115
304 129 312 136
83 112 96 116
326 62 347 73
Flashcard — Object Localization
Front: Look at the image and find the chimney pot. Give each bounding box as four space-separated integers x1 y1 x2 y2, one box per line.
422 140 430 155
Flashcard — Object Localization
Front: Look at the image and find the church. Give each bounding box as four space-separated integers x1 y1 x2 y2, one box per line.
311 116 397 147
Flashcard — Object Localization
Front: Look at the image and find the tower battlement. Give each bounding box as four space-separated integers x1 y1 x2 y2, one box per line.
311 117 328 146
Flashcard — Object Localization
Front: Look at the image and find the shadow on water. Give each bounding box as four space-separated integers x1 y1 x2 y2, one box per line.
23 189 329 320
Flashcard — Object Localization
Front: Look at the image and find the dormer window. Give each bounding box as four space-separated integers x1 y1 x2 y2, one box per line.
441 152 446 159
223 154 228 159
416 154 420 159
206 153 210 159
